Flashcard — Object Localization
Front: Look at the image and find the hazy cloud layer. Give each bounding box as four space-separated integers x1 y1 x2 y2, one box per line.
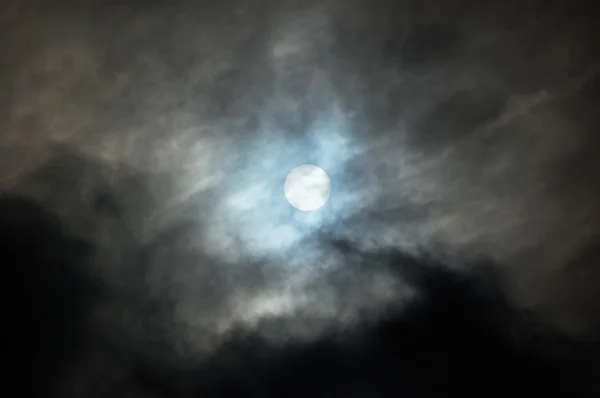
2 0 600 396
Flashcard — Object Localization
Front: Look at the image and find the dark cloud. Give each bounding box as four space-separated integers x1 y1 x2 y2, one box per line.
2 0 600 397
7 194 597 396
1 196 100 395
410 89 507 148
388 21 463 70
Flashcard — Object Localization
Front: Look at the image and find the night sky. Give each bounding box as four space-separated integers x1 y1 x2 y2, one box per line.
1 1 600 397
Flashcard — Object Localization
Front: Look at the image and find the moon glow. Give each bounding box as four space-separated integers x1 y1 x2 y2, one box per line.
284 165 331 212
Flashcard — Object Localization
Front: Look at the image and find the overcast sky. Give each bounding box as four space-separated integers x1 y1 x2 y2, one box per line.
2 1 600 396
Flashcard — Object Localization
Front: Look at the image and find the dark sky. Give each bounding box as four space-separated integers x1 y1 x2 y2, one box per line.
1 0 600 397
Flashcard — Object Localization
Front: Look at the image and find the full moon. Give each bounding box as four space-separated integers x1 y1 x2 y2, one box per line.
284 164 331 212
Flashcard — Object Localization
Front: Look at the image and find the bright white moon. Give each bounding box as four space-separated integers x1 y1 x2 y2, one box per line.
284 164 331 212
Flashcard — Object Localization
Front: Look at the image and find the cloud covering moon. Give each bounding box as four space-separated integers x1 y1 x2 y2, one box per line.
284 164 331 212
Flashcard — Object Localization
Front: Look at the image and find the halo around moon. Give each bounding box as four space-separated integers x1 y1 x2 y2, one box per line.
284 164 331 212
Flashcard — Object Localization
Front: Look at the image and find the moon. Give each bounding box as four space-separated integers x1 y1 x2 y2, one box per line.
284 164 331 212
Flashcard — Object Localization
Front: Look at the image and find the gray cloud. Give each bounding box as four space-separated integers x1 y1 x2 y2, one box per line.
2 1 600 396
